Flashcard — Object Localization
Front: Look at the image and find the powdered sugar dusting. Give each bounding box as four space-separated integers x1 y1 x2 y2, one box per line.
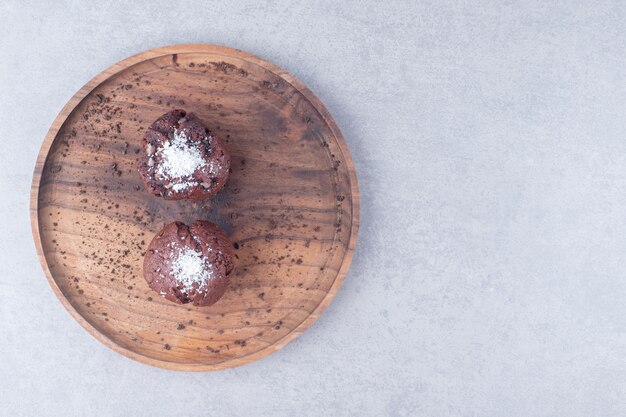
171 248 214 291
156 129 205 180
171 181 195 192
208 160 218 175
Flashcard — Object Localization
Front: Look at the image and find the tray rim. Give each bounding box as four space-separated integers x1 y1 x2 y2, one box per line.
30 44 360 371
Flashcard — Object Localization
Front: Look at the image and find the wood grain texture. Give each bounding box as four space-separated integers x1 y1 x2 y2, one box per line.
30 45 359 371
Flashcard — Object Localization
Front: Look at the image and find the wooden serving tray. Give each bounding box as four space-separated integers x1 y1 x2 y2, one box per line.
30 45 359 371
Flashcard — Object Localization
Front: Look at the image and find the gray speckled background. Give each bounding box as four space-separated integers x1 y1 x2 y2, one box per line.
1 1 625 416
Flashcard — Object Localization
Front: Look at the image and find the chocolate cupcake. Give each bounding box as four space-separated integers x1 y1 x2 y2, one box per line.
143 221 235 306
137 109 230 200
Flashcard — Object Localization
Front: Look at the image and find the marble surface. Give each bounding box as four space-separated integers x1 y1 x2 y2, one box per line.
1 1 625 416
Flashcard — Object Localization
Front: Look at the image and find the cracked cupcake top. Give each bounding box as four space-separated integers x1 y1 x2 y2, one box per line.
137 109 230 200
143 220 235 306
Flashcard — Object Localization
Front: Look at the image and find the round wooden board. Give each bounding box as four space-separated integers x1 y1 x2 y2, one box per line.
31 45 359 371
